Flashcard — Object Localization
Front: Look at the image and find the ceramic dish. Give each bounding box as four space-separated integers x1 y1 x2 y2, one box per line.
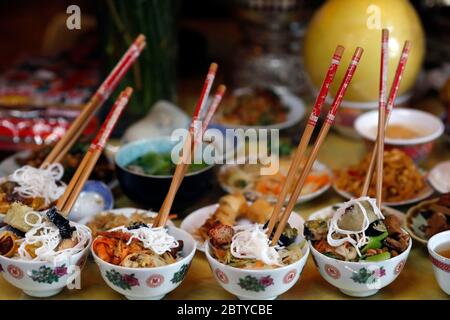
355 108 444 163
212 86 306 130
332 178 434 207
218 160 331 204
180 203 305 252
308 205 411 297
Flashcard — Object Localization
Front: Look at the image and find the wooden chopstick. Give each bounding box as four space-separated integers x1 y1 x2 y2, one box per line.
271 47 364 245
154 63 219 227
266 45 345 236
374 29 389 207
361 40 412 197
57 87 133 216
41 34 146 167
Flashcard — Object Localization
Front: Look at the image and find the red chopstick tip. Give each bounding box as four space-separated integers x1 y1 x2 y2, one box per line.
217 84 226 95
122 87 134 96
354 47 364 58
335 45 345 57
209 63 218 73
382 29 389 40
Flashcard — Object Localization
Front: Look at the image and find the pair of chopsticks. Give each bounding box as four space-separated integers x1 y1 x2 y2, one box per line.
361 31 412 207
267 46 364 245
41 34 146 167
56 88 133 216
153 64 226 227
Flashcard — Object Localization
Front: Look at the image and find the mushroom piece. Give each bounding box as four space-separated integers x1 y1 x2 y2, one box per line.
0 231 18 257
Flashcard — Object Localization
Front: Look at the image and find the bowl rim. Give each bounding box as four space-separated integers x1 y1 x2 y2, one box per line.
114 137 215 179
0 222 92 265
204 237 310 274
354 108 445 145
428 230 450 260
91 225 197 272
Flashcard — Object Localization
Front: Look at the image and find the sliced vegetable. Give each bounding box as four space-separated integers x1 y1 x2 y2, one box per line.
365 251 391 262
361 231 389 253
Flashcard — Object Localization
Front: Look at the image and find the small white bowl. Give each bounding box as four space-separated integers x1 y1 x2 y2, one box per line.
205 237 309 300
427 230 450 295
0 223 92 298
308 206 412 297
91 226 196 300
354 108 444 162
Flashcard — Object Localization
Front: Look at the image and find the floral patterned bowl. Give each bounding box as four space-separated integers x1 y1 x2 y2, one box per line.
308 206 412 297
0 223 92 298
91 226 196 300
205 238 310 300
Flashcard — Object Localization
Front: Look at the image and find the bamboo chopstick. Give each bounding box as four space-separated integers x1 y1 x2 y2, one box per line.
56 87 133 216
271 47 364 245
266 45 345 236
375 29 389 207
41 34 146 167
361 40 412 197
154 63 219 227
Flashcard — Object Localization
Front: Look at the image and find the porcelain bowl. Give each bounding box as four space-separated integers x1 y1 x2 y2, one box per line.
308 206 412 297
0 223 92 298
91 226 196 300
355 108 444 163
205 238 309 300
115 137 215 212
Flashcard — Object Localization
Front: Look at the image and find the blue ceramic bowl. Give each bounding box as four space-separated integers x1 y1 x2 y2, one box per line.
115 137 215 212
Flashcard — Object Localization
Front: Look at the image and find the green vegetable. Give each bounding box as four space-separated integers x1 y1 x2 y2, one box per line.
127 152 209 176
361 231 388 253
364 252 391 262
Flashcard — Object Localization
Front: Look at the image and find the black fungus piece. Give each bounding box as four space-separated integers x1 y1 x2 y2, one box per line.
5 225 25 238
169 240 184 258
127 222 149 230
365 219 387 237
46 207 75 239
265 222 298 247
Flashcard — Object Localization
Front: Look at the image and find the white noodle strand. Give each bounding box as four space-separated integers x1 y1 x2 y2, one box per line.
9 164 66 205
327 197 384 256
110 225 179 255
16 210 90 263
230 224 282 266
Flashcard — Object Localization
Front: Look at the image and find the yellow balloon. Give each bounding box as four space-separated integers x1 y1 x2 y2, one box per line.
304 0 425 102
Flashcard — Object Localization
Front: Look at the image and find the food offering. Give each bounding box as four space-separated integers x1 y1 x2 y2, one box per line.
406 193 450 244
204 218 309 300
333 148 432 205
305 197 412 297
0 205 91 297
125 150 209 176
183 193 304 251
219 158 331 204
217 87 288 126
92 222 184 268
213 86 305 130
305 197 410 262
15 141 114 183
85 210 162 238
0 163 66 214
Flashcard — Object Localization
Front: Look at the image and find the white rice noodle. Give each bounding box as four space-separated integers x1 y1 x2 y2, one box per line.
17 210 90 263
230 224 282 266
9 164 66 205
110 225 179 255
327 196 384 256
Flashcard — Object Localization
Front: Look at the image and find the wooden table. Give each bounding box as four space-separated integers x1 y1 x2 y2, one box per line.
1 132 448 300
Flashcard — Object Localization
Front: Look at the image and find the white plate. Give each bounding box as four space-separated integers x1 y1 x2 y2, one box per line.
213 86 306 130
79 207 174 227
331 182 434 207
218 160 331 204
180 203 305 252
308 204 406 224
428 160 450 194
